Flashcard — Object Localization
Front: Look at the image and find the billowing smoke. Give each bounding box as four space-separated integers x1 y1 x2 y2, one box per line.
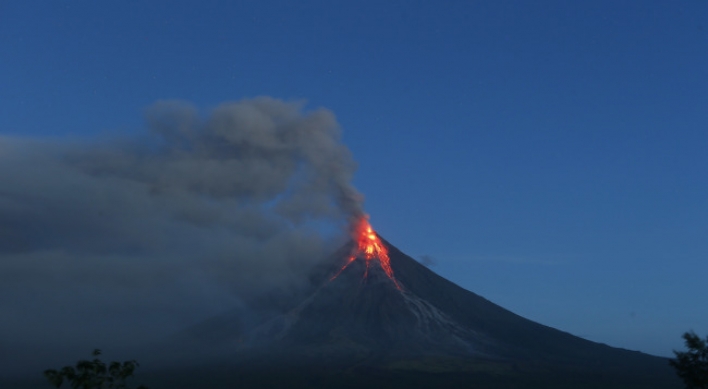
0 97 364 374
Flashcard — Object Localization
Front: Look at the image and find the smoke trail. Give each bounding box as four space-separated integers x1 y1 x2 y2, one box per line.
69 97 364 222
0 97 365 373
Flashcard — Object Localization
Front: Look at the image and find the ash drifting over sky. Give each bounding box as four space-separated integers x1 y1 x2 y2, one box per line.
0 97 363 370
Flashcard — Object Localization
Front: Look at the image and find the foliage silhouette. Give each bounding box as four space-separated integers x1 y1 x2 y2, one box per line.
44 349 148 389
670 331 708 389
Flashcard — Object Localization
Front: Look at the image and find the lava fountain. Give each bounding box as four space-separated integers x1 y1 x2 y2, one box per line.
331 215 400 289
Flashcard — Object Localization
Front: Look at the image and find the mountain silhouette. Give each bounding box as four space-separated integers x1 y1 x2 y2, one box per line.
144 236 680 389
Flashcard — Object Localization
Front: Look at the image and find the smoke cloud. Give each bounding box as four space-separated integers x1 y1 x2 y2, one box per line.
0 97 364 374
418 254 438 267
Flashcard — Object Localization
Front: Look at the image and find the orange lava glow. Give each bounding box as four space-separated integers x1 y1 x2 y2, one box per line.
331 216 400 289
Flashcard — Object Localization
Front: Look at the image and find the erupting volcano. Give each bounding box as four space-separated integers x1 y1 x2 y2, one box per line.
167 223 679 389
330 216 400 289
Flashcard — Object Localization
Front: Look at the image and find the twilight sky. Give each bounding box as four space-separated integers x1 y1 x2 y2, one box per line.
1 0 707 361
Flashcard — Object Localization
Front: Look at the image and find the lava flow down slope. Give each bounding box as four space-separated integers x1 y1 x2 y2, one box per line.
159 218 680 389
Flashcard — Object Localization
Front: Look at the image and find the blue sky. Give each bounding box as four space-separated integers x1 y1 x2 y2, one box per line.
1 0 707 357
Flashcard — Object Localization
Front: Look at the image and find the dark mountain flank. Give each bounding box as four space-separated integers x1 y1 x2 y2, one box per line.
142 237 680 389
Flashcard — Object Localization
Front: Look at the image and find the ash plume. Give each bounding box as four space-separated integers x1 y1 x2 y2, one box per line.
0 97 365 374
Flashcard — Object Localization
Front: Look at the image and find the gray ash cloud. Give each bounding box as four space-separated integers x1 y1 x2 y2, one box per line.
0 97 364 371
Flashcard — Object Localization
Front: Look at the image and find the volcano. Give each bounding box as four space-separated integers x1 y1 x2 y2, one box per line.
149 234 680 389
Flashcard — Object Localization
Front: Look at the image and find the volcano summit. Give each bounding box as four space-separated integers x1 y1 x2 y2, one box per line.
145 228 679 389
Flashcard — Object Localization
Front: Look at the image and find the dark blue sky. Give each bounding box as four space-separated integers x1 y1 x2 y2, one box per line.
1 0 707 357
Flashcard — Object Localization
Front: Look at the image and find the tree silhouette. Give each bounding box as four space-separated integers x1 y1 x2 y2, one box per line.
44 349 148 389
670 331 708 389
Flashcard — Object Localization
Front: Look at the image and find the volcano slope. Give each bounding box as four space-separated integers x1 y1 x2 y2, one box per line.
143 238 680 389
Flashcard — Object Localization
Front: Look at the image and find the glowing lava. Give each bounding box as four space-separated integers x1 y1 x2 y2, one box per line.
331 216 400 289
